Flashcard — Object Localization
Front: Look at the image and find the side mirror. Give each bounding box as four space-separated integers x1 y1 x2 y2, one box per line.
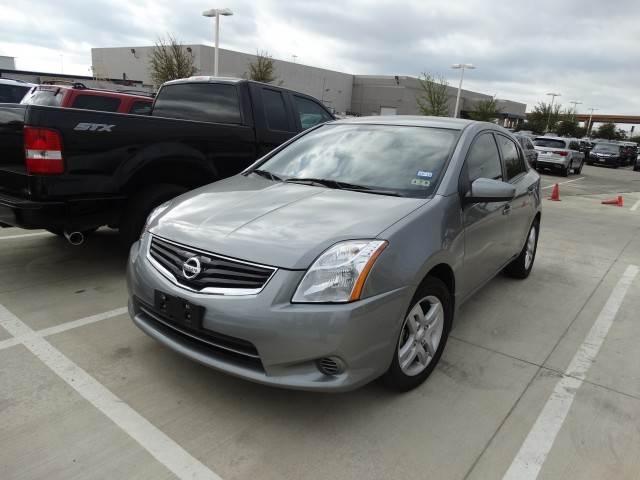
465 178 516 203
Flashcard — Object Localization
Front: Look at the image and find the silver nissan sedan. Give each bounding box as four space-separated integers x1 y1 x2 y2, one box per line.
127 116 541 392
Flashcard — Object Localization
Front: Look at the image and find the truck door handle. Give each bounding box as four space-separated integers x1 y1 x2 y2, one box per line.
502 204 512 215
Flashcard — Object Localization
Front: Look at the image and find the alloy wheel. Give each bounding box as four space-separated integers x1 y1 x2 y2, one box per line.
397 296 444 376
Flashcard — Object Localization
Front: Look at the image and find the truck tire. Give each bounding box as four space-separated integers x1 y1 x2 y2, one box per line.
119 184 187 248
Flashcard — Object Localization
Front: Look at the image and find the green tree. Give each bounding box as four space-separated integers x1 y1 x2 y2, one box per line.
595 122 618 140
416 73 450 117
556 109 580 137
149 35 198 86
468 98 501 121
526 102 563 134
247 50 278 83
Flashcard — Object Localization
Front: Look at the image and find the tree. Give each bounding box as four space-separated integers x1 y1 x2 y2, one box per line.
556 109 580 137
468 98 501 121
595 122 618 140
526 102 563 134
149 35 197 86
247 50 278 83
416 73 449 117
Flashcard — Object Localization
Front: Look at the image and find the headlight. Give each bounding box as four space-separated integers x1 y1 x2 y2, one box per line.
143 201 171 234
292 240 387 303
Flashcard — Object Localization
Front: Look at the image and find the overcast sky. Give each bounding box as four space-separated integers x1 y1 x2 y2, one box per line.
2 0 640 117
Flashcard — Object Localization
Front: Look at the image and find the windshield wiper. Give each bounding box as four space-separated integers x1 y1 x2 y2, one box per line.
284 177 404 197
248 169 283 181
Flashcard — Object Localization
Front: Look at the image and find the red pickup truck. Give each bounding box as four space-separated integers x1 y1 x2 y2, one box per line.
20 83 153 115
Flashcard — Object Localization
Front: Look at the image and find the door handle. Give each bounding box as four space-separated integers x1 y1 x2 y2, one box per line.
502 204 512 215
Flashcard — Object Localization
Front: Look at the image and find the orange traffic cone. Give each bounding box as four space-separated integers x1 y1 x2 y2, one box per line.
602 195 624 207
548 183 560 201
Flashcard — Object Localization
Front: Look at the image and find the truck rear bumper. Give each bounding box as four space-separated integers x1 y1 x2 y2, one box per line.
0 191 124 231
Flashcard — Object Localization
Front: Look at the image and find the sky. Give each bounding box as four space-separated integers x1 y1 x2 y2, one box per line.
2 0 640 118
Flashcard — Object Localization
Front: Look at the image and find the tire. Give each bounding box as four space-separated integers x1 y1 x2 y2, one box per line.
119 184 187 248
574 161 583 175
505 220 539 279
562 163 570 177
383 277 452 392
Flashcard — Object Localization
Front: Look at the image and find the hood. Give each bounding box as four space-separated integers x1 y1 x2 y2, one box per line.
150 175 426 269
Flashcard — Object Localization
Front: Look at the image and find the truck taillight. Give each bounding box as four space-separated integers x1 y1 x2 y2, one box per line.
24 126 64 174
552 150 568 157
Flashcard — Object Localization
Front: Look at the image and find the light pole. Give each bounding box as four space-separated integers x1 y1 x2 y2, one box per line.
586 107 599 135
451 63 475 118
545 92 561 132
202 8 233 77
569 100 582 115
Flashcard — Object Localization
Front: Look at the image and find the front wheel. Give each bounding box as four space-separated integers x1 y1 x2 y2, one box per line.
505 220 539 279
383 277 452 392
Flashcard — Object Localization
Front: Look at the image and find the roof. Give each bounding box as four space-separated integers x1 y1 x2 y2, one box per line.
334 115 480 130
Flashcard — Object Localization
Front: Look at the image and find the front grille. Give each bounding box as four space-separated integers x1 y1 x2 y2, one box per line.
136 299 264 371
148 235 276 294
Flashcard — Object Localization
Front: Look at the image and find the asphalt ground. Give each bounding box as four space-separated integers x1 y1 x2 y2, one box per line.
1 164 639 480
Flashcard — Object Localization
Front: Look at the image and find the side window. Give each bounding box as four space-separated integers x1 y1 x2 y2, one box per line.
569 141 580 151
527 139 535 150
293 96 333 130
262 89 290 131
71 94 121 112
129 101 152 115
497 135 526 180
467 133 503 182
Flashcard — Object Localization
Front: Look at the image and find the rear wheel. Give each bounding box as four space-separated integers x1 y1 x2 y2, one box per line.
574 161 583 175
383 277 452 392
562 163 571 177
505 220 539 279
119 184 187 248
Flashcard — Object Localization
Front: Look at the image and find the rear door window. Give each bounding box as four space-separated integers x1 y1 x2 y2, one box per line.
293 96 333 130
71 94 121 112
497 135 526 180
152 83 242 123
467 133 503 182
262 88 291 131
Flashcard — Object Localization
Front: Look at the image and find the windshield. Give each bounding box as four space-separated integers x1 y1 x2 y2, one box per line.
593 143 620 153
257 124 459 198
534 138 567 149
21 88 64 107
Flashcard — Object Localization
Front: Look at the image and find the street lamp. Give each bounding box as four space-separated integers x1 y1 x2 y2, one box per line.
451 63 475 118
569 100 582 114
545 92 561 132
202 7 233 77
586 107 599 134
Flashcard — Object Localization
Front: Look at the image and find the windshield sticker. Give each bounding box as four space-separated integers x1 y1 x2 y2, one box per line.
416 170 433 178
411 178 431 187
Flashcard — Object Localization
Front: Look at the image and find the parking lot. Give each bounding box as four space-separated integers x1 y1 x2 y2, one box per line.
1 164 639 480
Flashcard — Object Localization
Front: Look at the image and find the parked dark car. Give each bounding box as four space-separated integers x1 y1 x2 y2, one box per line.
515 134 538 167
588 142 623 168
21 82 153 115
0 77 334 246
620 142 638 166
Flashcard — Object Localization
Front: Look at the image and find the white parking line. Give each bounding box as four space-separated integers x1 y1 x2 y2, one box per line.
0 232 51 240
631 199 640 212
503 264 639 480
0 304 222 480
541 177 585 190
0 307 127 352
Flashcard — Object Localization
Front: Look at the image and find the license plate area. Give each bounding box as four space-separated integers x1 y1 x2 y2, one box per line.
154 290 205 329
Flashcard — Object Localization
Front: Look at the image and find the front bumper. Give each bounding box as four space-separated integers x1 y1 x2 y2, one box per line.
127 235 412 392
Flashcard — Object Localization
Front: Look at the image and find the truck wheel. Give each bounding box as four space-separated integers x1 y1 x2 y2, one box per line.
119 184 187 248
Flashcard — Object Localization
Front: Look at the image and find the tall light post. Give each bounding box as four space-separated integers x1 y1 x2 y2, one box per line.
569 100 582 115
545 92 561 132
586 107 599 135
202 8 233 76
451 63 475 118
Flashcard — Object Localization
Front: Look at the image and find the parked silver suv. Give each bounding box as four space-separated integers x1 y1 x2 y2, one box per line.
127 117 542 392
533 136 585 176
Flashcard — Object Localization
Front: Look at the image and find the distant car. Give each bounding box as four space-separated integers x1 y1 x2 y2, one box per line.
588 142 623 168
127 116 542 392
0 79 37 103
533 136 585 176
619 142 638 166
20 82 153 115
515 134 538 167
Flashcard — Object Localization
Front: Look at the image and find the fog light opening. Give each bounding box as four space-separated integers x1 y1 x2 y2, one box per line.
317 356 345 376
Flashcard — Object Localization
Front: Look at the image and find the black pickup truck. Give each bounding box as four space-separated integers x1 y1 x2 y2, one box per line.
0 77 334 246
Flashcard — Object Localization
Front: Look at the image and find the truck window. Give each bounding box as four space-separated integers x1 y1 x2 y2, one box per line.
21 88 63 107
72 95 121 112
129 101 152 115
152 83 241 124
262 89 290 131
294 96 333 130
